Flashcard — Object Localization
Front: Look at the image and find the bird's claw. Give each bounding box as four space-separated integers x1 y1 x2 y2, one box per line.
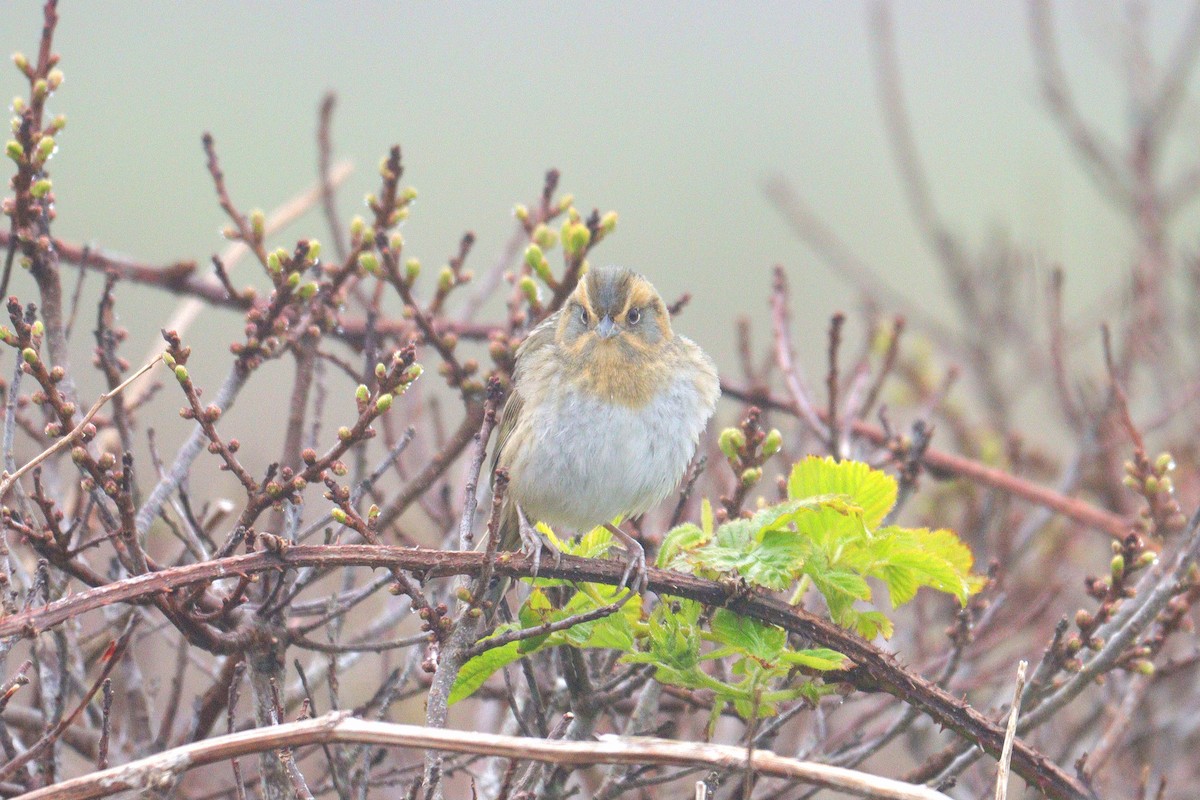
604 523 648 594
517 507 561 581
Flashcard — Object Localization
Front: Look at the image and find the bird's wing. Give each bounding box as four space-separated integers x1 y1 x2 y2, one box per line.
489 311 559 487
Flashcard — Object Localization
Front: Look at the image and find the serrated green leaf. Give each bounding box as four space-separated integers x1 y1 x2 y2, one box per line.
780 647 849 671
711 609 786 663
450 639 521 704
658 523 708 568
788 456 897 528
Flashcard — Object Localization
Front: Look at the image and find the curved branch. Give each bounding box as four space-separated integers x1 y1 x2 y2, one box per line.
0 544 1092 800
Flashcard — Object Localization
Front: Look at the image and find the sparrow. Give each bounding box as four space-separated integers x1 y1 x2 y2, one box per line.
489 265 719 590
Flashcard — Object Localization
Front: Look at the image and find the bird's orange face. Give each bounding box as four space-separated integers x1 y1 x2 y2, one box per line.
555 266 675 407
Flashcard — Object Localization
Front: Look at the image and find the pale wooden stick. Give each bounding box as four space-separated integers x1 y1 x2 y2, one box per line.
994 660 1029 800
0 354 163 500
13 711 955 800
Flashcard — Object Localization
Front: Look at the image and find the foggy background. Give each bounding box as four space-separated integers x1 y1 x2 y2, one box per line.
2 1 1198 438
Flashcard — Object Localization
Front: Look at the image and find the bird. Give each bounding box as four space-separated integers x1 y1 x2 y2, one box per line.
488 264 719 592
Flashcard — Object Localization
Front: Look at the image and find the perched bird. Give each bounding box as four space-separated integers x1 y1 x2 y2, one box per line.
489 265 719 590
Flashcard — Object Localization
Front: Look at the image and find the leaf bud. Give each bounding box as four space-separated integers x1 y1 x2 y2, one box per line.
12 53 28 73
513 203 529 222
375 393 393 413
32 79 47 102
1121 475 1140 491
599 210 618 236
358 251 379 275
375 362 387 379
331 507 348 524
98 452 116 470
30 320 43 338
306 239 321 261
331 460 348 476
349 216 365 238
388 233 403 252
50 114 66 133
532 224 558 251
1135 551 1157 569
368 504 380 520
1131 659 1155 676
740 467 762 487
1111 555 1125 581
297 281 319 300
557 194 574 212
404 364 423 382
247 210 264 239
285 271 301 289
718 427 746 460
301 448 317 464
71 446 87 464
437 266 454 293
355 384 369 403
1155 452 1174 474
5 140 22 163
1074 609 1093 629
162 351 176 368
1157 476 1173 495
337 426 352 441
400 186 418 203
44 421 61 437
266 251 282 274
519 275 539 305
762 428 782 457
11 96 24 114
21 348 36 365
36 135 55 161
1144 476 1159 494
524 243 544 270
562 222 591 256
49 365 64 382
29 179 51 198
174 365 189 382
46 68 63 91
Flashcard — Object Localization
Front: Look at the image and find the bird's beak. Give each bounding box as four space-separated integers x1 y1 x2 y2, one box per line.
596 314 618 339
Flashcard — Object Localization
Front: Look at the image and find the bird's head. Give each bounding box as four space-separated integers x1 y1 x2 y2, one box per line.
560 265 672 352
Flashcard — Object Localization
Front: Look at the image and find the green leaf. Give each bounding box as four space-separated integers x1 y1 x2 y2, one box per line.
779 648 849 671
711 609 786 664
658 523 708 568
788 456 897 528
450 639 521 704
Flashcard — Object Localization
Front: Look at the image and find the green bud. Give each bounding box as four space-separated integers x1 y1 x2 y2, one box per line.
513 203 529 222
1136 551 1158 569
404 364 423 382
1132 660 1155 676
1144 476 1159 494
519 275 539 305
358 251 380 275
162 351 176 368
400 186 418 203
306 239 321 260
174 365 189 382
331 507 348 524
286 271 301 289
1111 554 1125 580
297 281 318 300
532 224 558 251
375 393 393 413
762 429 783 457
249 209 265 240
524 244 544 270
740 467 762 487
36 135 55 161
355 384 369 403
557 194 575 212
12 53 28 73
30 320 43 338
49 114 65 132
718 427 746 460
375 362 387 379
599 210 618 236
349 216 365 238
389 233 403 252
437 266 454 293
29 179 51 198
46 69 63 91
71 446 87 464
362 226 376 246
32 79 47 101
5 140 22 163
20 348 36 365
266 251 282 274
11 96 24 114
563 222 591 256
337 426 352 441
1155 452 1174 474
404 257 420 283
368 504 380 520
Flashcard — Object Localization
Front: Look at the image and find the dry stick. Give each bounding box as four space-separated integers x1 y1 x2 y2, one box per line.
720 381 1130 540
994 661 1027 800
0 546 1092 800
0 355 162 501
11 711 955 800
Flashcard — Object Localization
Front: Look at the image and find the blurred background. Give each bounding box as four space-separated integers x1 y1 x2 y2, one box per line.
4 1 1199 380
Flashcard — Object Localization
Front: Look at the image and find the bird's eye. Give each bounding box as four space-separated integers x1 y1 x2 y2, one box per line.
627 307 642 325
577 305 588 326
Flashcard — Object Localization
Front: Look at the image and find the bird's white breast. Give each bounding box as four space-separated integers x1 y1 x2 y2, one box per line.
507 373 712 532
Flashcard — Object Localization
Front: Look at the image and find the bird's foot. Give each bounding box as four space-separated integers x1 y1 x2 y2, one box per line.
517 507 561 580
603 522 647 594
